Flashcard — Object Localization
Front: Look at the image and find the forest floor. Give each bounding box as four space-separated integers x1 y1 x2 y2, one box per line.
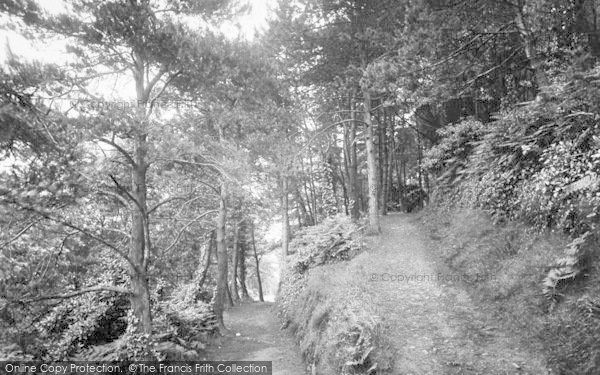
202 302 307 375
205 213 552 374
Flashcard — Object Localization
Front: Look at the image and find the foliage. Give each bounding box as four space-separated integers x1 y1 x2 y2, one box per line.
69 279 218 362
423 118 486 187
542 232 596 304
429 60 600 230
426 62 600 319
159 281 218 340
401 184 428 213
286 215 364 276
421 208 600 375
277 215 391 374
278 215 364 320
0 61 64 155
37 292 129 360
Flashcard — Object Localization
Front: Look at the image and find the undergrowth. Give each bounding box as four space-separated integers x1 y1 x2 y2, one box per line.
277 215 392 375
0 276 218 362
422 61 600 373
420 208 600 374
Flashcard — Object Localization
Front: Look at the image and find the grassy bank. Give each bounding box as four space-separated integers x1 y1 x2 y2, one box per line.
276 216 393 375
418 207 600 374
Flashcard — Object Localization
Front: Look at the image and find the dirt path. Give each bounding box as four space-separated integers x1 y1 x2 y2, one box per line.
202 302 307 375
203 213 550 375
364 213 550 374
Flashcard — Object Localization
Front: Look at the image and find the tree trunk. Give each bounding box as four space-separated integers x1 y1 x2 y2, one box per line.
340 165 349 215
391 118 399 206
377 110 384 214
295 188 310 227
197 230 215 290
129 62 152 334
281 176 290 257
344 95 360 220
226 284 234 307
363 90 380 234
379 110 390 216
307 152 319 224
130 143 152 334
417 129 423 209
298 157 315 225
296 201 302 227
343 118 351 217
302 180 315 225
238 220 250 301
250 221 264 302
350 100 360 220
230 220 241 303
327 151 341 214
214 181 228 332
514 1 549 89
385 123 394 212
239 247 251 301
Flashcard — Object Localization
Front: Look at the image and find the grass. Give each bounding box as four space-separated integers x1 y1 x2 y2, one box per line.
276 216 393 375
296 264 392 374
418 206 600 374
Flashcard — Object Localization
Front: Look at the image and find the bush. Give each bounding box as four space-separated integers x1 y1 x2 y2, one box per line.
33 291 129 360
72 280 218 362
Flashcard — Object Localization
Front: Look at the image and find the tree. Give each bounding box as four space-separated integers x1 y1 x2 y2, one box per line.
2 0 239 335
269 0 423 233
249 220 264 302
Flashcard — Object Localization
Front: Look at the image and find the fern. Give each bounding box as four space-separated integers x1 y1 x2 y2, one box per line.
542 232 593 303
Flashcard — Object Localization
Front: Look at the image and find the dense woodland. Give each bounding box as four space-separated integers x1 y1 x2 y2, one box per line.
1 0 600 370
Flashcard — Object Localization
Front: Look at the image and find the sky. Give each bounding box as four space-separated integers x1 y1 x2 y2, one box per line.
222 0 275 39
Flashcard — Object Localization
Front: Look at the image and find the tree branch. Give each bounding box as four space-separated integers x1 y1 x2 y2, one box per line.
109 174 145 215
21 286 131 303
459 46 524 93
170 159 228 178
147 196 189 216
98 188 130 207
0 219 42 251
99 138 137 167
161 210 219 255
17 206 140 275
194 180 221 195
148 70 182 113
143 67 168 102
